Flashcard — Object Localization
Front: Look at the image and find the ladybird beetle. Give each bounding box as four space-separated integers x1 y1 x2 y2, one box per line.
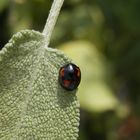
59 63 81 91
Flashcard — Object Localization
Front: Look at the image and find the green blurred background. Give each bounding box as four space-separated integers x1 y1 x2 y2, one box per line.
0 0 140 139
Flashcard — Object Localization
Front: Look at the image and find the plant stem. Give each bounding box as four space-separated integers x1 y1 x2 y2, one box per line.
42 0 64 46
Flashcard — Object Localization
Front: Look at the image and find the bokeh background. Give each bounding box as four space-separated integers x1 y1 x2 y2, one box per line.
0 0 140 139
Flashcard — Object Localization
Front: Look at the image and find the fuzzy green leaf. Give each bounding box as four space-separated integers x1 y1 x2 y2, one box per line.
0 30 79 140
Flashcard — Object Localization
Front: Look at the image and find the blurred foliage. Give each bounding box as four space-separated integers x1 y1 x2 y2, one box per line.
0 0 140 139
59 41 118 113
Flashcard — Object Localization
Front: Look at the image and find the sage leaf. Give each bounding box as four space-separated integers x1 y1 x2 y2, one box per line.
0 30 79 140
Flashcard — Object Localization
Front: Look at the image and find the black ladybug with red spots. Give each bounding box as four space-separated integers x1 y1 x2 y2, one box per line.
59 63 81 91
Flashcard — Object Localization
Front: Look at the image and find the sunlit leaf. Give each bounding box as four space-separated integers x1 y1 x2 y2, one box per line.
59 41 118 113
